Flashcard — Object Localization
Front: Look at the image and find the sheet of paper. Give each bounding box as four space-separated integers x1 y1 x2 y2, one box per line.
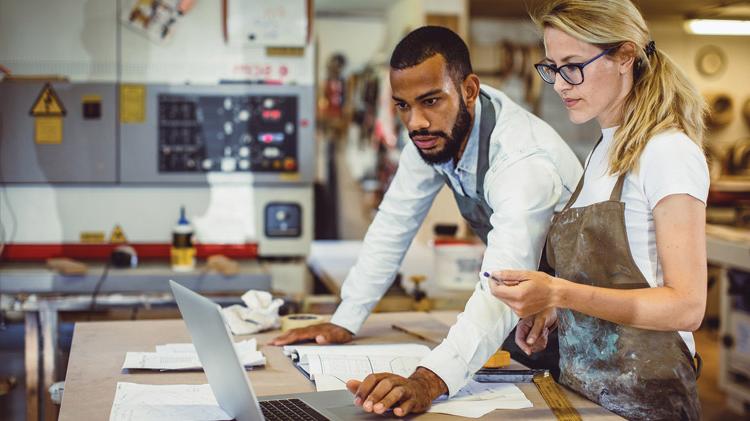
428 381 533 418
283 343 430 358
123 339 264 370
281 343 431 392
109 382 231 421
312 374 352 392
123 352 203 371
306 354 424 380
156 338 259 355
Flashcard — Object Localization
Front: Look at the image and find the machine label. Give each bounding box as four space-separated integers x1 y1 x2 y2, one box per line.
29 83 67 117
30 83 66 144
34 116 63 144
80 231 107 243
120 84 146 123
110 225 128 244
82 94 103 119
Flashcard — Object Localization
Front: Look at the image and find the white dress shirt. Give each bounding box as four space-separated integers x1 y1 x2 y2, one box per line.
329 85 583 396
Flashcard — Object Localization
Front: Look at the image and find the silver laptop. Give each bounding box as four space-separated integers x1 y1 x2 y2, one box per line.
170 280 382 421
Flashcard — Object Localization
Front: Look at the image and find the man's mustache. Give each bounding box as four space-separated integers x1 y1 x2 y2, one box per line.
409 130 450 140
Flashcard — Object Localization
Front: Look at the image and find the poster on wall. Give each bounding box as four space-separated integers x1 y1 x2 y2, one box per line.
121 0 196 43
228 0 308 48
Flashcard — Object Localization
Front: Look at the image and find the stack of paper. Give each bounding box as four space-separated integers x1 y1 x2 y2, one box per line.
282 343 431 391
123 339 265 371
429 380 533 418
109 382 230 421
282 343 533 417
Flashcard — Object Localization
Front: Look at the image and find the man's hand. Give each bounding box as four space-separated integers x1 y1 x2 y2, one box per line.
269 323 353 346
345 367 447 417
515 307 557 355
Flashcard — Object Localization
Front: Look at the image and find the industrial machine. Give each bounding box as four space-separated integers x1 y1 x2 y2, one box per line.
0 80 315 292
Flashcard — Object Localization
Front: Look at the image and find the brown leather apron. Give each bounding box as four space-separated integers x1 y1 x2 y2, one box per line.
545 150 701 420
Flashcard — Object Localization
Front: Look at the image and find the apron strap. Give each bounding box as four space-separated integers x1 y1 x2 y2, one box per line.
476 90 497 199
560 135 604 213
609 173 627 202
693 352 703 379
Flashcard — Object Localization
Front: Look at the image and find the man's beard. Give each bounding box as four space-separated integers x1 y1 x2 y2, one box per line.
410 98 472 165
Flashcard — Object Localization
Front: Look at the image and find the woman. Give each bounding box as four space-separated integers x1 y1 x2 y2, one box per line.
490 0 708 419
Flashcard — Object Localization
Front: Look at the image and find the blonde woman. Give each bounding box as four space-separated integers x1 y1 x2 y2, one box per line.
489 0 708 419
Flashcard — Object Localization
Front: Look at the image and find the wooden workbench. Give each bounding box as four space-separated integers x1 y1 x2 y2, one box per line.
3 260 271 421
59 311 621 420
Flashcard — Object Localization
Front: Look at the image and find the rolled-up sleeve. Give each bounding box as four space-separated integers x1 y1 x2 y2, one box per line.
419 152 563 396
330 142 445 334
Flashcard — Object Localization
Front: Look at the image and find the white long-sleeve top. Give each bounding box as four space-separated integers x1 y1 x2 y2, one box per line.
329 86 583 396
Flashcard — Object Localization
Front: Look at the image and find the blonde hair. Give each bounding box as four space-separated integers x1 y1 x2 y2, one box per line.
530 0 706 176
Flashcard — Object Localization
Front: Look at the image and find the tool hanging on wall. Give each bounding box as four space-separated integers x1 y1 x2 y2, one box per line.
705 92 734 128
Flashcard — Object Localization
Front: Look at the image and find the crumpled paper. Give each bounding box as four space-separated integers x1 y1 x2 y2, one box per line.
222 290 284 335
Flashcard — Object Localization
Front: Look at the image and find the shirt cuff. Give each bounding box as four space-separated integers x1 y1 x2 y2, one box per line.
329 300 371 335
417 341 472 397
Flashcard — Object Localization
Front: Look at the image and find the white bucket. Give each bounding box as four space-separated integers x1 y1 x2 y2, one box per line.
434 243 485 290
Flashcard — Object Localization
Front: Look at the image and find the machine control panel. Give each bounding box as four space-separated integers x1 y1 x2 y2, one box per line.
264 202 302 238
158 94 298 173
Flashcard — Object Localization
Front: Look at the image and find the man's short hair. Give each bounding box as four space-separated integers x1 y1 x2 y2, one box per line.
390 26 473 87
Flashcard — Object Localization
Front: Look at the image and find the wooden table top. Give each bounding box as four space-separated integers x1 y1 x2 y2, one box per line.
59 311 620 420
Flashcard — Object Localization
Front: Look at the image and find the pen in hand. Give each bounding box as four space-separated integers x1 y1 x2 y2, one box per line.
483 271 521 286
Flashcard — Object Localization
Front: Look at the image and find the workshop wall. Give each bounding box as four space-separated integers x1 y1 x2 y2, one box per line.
315 17 387 78
649 18 750 161
0 0 315 247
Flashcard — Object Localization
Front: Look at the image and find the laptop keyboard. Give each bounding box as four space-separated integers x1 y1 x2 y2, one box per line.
260 398 330 421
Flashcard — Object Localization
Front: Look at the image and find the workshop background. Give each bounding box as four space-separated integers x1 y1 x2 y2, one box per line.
1 0 749 420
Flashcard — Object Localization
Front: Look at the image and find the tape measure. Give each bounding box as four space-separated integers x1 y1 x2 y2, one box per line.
532 371 582 421
482 349 511 368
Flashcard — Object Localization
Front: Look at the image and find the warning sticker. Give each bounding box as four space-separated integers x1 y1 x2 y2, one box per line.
110 225 128 244
120 84 146 123
29 83 67 117
34 116 63 144
80 231 107 243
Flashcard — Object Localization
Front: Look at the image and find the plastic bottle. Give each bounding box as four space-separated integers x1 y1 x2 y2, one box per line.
171 206 196 272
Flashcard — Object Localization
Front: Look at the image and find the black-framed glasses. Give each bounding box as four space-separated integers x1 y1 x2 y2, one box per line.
534 47 615 85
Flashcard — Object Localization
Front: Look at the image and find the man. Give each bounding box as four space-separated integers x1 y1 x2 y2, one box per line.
272 26 582 416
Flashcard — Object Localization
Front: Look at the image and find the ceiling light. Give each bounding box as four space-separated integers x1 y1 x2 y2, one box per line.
685 19 750 35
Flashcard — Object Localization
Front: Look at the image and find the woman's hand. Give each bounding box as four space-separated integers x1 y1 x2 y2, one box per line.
489 270 559 318
515 308 557 355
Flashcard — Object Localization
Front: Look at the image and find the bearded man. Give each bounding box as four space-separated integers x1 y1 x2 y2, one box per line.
273 26 582 416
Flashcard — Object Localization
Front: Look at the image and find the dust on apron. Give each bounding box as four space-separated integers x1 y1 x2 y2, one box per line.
438 91 561 379
545 145 701 420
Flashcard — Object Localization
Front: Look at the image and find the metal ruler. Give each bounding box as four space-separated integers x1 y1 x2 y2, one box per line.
532 371 582 421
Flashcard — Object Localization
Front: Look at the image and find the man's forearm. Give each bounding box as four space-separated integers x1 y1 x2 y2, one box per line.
410 367 448 401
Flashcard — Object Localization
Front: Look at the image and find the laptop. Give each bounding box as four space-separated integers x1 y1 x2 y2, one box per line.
169 280 382 421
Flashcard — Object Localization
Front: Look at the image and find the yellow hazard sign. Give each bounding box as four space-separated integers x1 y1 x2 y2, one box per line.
120 84 146 123
34 116 63 144
110 225 128 244
29 83 67 117
80 231 107 243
